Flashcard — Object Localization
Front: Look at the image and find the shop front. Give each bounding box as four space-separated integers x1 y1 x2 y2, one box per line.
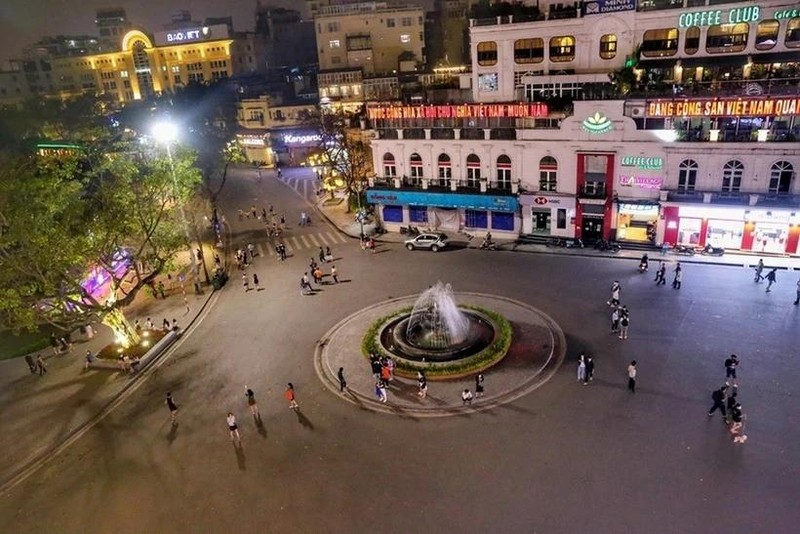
236 131 274 167
365 189 520 236
662 205 800 255
270 129 322 167
519 193 576 237
614 201 660 243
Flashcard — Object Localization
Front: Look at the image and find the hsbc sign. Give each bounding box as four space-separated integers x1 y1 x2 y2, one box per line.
533 196 561 205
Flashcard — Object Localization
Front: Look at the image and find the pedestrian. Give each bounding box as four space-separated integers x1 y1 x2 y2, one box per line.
245 386 259 417
302 273 312 292
654 261 666 285
672 263 682 289
242 273 250 292
25 354 36 374
157 281 166 298
619 312 630 340
36 355 47 376
475 373 485 397
729 403 748 443
607 281 621 307
417 375 428 398
49 332 60 355
795 278 800 305
299 277 308 296
370 356 382 379
585 355 595 384
171 318 179 331
313 266 323 285
145 317 154 330
253 273 261 291
386 357 395 380
611 306 620 333
725 389 738 423
247 242 256 260
724 354 739 385
461 389 473 405
325 246 332 262
376 382 388 403
300 211 307 226
166 392 178 423
577 353 586 382
84 350 95 370
380 363 392 384
708 386 728 417
163 318 171 331
331 265 339 284
227 412 241 442
285 383 299 409
319 247 326 263
337 367 347 392
765 268 777 292
85 323 95 339
754 259 764 282
627 360 637 393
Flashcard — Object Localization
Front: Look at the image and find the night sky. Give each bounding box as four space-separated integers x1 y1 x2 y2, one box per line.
0 0 295 65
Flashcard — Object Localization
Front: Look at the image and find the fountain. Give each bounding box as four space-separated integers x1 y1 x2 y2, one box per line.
379 282 496 363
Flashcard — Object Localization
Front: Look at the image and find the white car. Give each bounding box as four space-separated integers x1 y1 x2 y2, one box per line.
405 233 448 252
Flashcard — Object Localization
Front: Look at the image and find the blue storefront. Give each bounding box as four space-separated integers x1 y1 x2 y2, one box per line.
365 189 520 236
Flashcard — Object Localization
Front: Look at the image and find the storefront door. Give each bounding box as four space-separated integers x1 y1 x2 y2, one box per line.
533 210 550 233
754 223 788 253
582 216 603 241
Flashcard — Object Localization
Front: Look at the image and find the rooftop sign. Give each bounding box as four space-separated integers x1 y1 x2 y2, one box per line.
678 6 760 28
645 97 800 118
367 103 548 120
154 24 229 47
583 0 636 16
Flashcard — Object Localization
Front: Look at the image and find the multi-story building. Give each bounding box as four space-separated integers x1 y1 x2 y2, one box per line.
255 6 317 72
364 0 800 256
236 95 318 166
0 65 30 107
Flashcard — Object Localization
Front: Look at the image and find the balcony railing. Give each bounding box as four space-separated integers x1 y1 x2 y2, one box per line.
371 176 515 195
664 189 800 207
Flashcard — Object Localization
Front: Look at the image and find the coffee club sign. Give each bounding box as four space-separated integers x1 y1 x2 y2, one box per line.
678 6 760 28
619 175 663 190
621 156 663 170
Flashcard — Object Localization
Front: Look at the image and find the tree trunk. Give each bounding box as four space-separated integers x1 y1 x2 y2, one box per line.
102 307 141 348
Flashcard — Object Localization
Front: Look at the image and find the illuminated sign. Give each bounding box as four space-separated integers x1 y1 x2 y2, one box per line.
619 175 663 190
283 134 321 145
239 135 266 147
367 103 549 120
582 112 613 134
166 27 209 43
775 8 800 20
678 6 760 28
621 156 663 170
646 98 800 118
584 0 635 16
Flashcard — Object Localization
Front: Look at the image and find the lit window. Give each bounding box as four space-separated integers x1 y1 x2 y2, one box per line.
477 42 497 66
706 23 749 54
642 28 679 57
549 36 576 62
478 73 498 92
599 34 617 60
755 20 780 50
400 34 410 44
514 38 544 64
787 18 800 48
330 40 340 48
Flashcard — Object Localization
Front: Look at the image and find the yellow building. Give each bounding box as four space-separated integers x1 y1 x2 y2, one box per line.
236 95 319 166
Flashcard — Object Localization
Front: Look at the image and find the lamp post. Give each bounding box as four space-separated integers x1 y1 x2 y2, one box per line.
151 121 201 293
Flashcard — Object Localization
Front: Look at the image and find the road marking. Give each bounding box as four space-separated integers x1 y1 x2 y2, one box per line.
317 233 330 245
257 243 266 257
308 234 321 247
331 231 347 243
300 235 311 248
288 237 300 251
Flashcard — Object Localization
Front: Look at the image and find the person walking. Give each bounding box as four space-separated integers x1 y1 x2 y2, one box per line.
36 355 47 376
252 273 261 291
795 277 800 305
584 355 595 384
242 273 250 292
337 367 347 392
765 268 777 292
725 389 738 423
319 247 326 264
417 375 428 398
166 392 179 423
577 354 586 382
461 389 474 405
611 306 620 334
729 403 747 443
619 312 630 340
754 259 764 282
331 265 339 284
245 386 259 417
672 263 682 289
627 360 637 393
475 373 485 397
724 354 739 386
285 383 299 409
325 246 332 262
227 412 241 442
708 386 728 417
376 382 388 403
607 281 621 307
654 261 666 285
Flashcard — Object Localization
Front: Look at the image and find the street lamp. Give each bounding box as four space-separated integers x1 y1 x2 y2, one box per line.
151 121 201 292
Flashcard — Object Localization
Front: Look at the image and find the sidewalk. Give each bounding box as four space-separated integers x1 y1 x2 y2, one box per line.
315 197 798 270
0 248 220 488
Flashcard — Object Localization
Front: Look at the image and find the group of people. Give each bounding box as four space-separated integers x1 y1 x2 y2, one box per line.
370 354 395 403
607 281 631 340
644 255 682 289
707 355 747 443
300 256 339 295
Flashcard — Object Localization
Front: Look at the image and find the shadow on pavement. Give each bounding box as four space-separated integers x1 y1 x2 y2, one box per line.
234 442 246 471
294 409 314 430
167 422 178 445
255 414 267 439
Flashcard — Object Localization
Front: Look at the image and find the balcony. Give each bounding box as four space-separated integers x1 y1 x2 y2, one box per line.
664 190 800 208
370 176 516 196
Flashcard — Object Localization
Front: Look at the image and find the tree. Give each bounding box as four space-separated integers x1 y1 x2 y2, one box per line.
0 142 201 346
314 109 373 213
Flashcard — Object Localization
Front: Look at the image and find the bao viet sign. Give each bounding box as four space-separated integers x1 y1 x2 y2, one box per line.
621 156 663 170
619 175 663 190
154 24 229 46
583 0 636 16
646 98 800 118
678 6 760 28
367 103 548 121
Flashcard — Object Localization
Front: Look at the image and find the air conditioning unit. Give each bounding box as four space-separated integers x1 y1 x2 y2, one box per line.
628 104 645 118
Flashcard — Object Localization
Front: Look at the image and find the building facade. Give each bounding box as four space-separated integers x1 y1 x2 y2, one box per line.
236 95 318 166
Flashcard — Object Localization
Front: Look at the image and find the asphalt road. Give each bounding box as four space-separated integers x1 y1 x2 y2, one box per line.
1 166 798 534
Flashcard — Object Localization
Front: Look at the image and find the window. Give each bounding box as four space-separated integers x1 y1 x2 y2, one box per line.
465 210 488 229
642 28 679 57
599 34 617 59
387 18 396 27
402 17 412 27
478 73 498 92
477 42 498 66
721 160 743 192
496 155 512 190
466 154 481 188
755 20 780 50
549 36 575 62
678 159 698 192
437 154 452 185
383 153 397 177
785 17 800 48
409 206 428 223
556 209 567 229
539 156 558 192
514 38 544 64
327 22 339 32
491 212 514 231
684 26 701 54
706 23 749 53
768 161 794 193
383 205 403 223
330 40 340 48
400 34 410 44
410 153 423 182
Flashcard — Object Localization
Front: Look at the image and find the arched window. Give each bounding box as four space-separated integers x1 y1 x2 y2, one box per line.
722 160 743 192
769 161 794 193
382 152 396 178
755 20 780 50
409 153 423 183
437 153 452 185
496 155 512 190
539 156 558 192
678 159 698 191
549 36 575 62
599 34 617 60
466 154 481 188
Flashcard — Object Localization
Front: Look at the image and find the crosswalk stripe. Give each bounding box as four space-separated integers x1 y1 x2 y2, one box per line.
265 244 275 257
317 233 330 245
288 237 300 251
257 243 266 257
303 180 310 199
308 234 321 247
300 235 311 248
334 231 348 243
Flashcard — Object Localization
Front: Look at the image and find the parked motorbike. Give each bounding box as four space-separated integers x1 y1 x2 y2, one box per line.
700 244 725 256
673 244 696 256
594 239 621 252
479 239 497 250
565 238 584 249
399 225 419 236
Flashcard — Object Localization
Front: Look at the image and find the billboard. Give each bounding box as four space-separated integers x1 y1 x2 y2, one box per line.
645 97 800 118
583 0 636 16
367 103 549 121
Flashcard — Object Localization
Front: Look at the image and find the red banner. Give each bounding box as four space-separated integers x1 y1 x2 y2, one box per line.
646 97 800 118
